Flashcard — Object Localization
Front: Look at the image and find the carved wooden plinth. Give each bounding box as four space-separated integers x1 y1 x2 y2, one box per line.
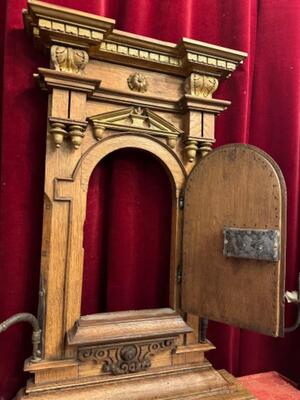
20 349 255 400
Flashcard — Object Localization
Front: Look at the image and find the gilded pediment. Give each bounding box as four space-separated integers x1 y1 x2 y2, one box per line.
88 107 183 144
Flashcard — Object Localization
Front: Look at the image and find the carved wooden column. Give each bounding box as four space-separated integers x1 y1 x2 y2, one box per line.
36 64 101 358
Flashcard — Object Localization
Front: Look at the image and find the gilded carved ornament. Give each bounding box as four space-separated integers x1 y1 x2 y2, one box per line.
127 73 148 93
88 106 182 149
50 45 89 74
184 73 219 98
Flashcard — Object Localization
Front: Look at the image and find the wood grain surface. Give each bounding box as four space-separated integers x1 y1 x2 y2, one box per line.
182 144 286 337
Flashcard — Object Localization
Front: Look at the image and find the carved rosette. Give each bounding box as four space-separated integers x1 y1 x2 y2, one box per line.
78 339 175 375
127 73 148 93
51 46 89 74
49 117 88 149
184 73 219 98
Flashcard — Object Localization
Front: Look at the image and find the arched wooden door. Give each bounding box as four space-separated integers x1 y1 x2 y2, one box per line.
182 144 286 337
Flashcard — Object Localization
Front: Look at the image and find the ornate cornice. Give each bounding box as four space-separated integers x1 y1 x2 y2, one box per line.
23 0 247 79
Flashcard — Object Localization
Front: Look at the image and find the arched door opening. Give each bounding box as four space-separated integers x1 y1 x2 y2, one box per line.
81 148 172 315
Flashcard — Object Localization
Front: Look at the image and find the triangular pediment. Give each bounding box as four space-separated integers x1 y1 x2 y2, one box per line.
88 107 183 139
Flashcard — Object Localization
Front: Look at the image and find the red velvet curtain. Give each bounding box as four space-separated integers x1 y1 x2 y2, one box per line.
1 1 300 399
81 149 172 314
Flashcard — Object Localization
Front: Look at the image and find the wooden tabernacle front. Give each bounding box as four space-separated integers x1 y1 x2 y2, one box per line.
9 1 288 399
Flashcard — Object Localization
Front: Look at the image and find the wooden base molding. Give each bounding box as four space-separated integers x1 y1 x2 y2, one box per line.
18 356 254 400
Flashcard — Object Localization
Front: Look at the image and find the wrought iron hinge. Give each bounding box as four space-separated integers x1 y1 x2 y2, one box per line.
179 195 184 210
177 264 183 284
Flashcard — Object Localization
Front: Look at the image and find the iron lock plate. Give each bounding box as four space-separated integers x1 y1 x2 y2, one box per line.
223 227 280 262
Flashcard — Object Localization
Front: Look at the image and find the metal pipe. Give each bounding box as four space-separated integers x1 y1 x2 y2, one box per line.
0 313 41 362
285 273 300 333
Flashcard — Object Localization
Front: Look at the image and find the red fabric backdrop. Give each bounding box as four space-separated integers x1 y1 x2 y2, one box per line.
1 1 300 399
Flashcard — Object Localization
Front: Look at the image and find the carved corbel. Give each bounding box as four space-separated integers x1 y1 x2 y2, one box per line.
184 139 214 162
90 122 105 141
184 139 198 163
198 140 214 158
49 118 68 148
49 117 88 149
69 124 86 149
184 73 219 98
166 136 177 149
50 46 89 74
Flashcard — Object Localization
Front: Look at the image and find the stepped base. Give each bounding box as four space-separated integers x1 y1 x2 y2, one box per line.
16 364 255 400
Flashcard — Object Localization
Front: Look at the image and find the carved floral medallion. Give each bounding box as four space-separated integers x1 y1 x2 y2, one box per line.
127 73 148 93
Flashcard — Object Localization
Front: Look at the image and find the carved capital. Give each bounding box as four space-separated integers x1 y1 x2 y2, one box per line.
184 73 219 98
51 46 89 74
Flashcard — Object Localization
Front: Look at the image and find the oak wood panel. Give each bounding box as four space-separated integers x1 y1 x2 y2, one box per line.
86 60 183 101
182 144 286 336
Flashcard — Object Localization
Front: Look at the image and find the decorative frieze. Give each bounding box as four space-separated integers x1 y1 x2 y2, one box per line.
100 41 181 68
186 53 236 72
51 46 89 75
38 18 105 41
78 339 176 375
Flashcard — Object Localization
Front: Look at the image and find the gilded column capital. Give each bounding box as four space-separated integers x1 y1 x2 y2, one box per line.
50 46 89 75
184 73 219 98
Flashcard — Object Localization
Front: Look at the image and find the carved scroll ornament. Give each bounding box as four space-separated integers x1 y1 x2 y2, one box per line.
78 339 176 375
